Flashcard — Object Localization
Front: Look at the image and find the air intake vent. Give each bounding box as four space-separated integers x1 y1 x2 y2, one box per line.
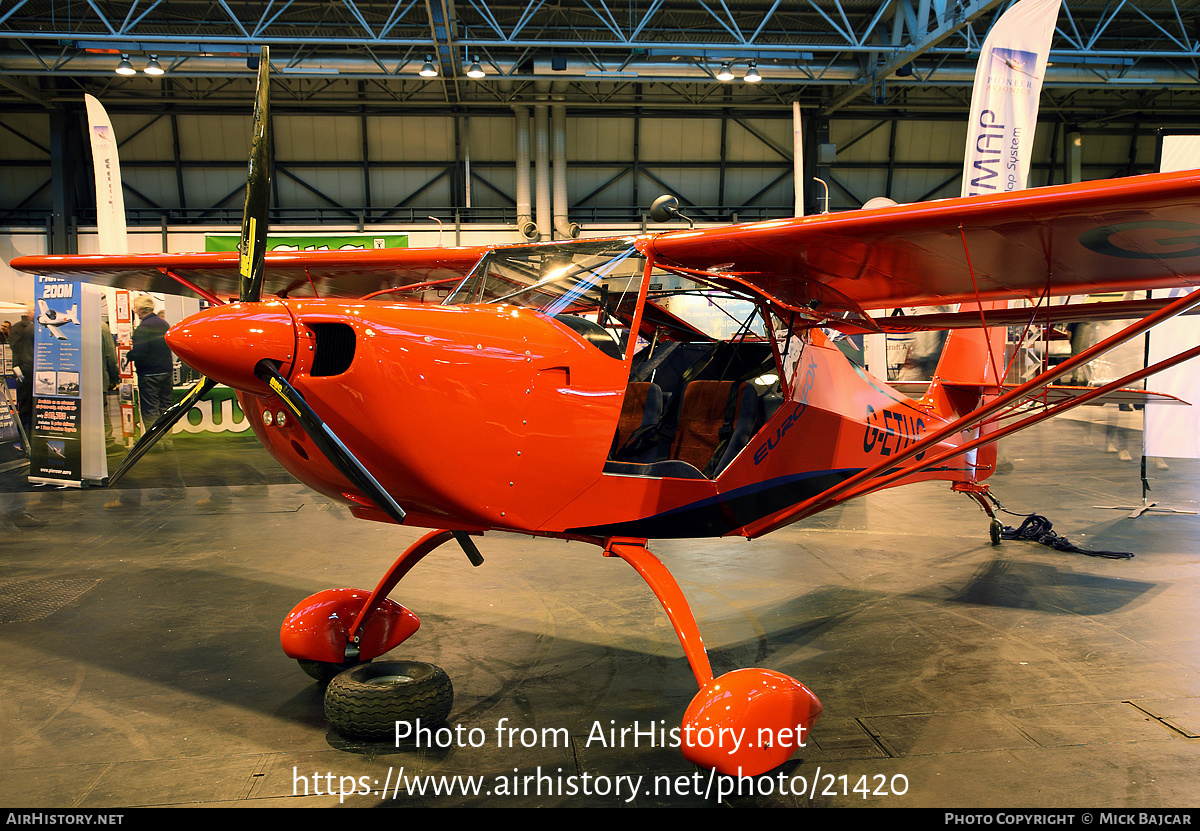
310 323 356 376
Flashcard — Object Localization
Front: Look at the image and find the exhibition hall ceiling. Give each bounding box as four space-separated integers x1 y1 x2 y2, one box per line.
3 0 1200 119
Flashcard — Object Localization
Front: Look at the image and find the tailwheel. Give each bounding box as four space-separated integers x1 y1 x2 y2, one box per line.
324 660 453 741
952 482 1004 547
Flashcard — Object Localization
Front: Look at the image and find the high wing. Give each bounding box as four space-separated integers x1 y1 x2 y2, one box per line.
11 246 489 302
648 169 1200 318
13 170 1200 312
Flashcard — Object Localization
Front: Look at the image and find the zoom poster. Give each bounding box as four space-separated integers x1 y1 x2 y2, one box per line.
30 277 106 485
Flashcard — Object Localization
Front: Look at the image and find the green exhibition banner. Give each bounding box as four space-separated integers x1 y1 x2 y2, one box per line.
176 235 405 440
205 234 409 253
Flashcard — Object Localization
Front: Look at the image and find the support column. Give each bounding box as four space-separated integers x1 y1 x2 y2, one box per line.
552 105 579 239
1066 127 1083 184
513 106 536 239
49 106 81 254
534 105 551 241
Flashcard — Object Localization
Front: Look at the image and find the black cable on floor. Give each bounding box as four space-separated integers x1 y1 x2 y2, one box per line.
999 513 1135 559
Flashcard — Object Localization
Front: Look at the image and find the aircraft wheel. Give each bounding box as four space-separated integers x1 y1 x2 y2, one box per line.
324 660 453 741
298 657 369 684
990 519 1003 546
682 668 821 776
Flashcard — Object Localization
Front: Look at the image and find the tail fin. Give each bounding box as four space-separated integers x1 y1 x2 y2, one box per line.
925 303 1006 414
923 302 1007 481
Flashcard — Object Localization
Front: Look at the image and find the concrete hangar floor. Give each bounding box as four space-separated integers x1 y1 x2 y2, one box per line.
0 410 1197 809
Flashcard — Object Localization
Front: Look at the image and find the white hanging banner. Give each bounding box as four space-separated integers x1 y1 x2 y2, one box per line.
961 0 1061 197
83 93 129 481
1160 135 1200 176
942 0 1058 396
84 94 129 255
1144 135 1200 459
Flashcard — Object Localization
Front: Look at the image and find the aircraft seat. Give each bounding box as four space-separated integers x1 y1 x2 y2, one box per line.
611 381 664 463
669 380 736 471
707 382 761 477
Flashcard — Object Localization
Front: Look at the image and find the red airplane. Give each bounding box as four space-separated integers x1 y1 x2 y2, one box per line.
14 50 1200 777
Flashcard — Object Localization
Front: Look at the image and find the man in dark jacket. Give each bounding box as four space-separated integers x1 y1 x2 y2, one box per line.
9 305 34 435
127 295 173 440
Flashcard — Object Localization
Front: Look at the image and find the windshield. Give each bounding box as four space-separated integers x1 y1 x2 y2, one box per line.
446 239 644 310
445 239 646 360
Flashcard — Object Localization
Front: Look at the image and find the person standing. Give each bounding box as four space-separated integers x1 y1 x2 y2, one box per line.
126 295 174 444
9 304 34 436
101 315 120 442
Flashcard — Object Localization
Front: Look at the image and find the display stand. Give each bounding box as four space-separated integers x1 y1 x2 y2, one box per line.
0 360 30 475
1095 454 1197 517
1095 316 1196 518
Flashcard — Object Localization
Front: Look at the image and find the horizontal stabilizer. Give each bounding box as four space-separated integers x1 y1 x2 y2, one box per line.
874 295 1200 333
893 381 1188 407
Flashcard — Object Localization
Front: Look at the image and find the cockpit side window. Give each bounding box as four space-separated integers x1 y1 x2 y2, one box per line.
606 271 786 480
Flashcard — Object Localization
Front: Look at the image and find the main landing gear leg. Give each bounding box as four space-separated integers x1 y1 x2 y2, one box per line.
604 538 821 777
953 482 1004 546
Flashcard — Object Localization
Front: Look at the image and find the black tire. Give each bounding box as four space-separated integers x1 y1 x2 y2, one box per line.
990 519 1003 546
298 657 368 684
324 661 453 741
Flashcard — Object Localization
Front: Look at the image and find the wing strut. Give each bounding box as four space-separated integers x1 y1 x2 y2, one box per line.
161 268 224 306
739 284 1200 538
814 337 1200 518
958 224 1005 386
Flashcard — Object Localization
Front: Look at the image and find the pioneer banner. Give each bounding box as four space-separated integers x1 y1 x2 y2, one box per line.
85 94 129 256
961 0 1061 197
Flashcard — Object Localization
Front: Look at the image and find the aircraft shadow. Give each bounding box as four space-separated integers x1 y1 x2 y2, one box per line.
939 556 1158 614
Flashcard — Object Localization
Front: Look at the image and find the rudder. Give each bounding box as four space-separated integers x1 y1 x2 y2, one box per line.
923 302 1007 481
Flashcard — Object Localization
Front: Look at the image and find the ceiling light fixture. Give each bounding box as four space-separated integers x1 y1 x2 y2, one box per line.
143 55 164 76
716 62 734 81
744 61 761 83
115 54 136 76
420 55 439 77
467 58 485 78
